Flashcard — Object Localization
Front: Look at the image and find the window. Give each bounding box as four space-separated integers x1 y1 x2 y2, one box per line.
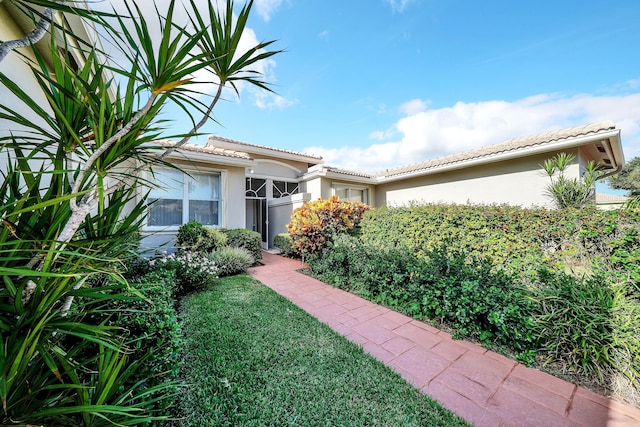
246 177 267 198
273 180 299 198
333 185 368 204
147 169 221 227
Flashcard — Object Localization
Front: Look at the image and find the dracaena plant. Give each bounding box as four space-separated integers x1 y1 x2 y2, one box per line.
541 152 603 209
0 0 280 424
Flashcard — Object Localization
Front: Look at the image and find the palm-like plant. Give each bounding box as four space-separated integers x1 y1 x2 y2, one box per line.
542 153 603 209
0 0 280 424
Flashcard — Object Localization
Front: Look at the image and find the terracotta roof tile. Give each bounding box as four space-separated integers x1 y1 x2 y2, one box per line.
377 121 616 178
156 140 252 160
207 135 323 160
321 165 376 179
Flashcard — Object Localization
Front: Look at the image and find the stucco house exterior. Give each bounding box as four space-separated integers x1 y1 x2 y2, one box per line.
140 136 323 251
143 121 624 250
373 121 624 207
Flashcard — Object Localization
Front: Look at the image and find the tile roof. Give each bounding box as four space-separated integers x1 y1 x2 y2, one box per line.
376 121 616 179
318 165 376 179
156 140 252 160
207 134 323 161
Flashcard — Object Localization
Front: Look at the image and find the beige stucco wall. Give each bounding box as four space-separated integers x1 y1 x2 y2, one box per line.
267 193 311 247
249 157 307 180
375 150 581 208
305 176 333 200
0 5 53 167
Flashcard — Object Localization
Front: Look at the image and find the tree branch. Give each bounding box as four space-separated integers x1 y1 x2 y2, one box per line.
159 82 223 160
70 93 157 211
0 8 55 63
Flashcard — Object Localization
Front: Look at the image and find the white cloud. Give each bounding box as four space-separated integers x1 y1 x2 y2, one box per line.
254 0 284 21
399 98 428 115
307 92 640 173
254 92 298 110
385 0 418 13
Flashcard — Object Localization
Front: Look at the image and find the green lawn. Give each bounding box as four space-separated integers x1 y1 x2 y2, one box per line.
176 274 469 427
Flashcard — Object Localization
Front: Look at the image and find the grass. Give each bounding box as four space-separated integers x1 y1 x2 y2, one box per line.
176 274 469 427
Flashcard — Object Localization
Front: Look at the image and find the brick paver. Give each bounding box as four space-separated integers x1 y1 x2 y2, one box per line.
248 252 640 426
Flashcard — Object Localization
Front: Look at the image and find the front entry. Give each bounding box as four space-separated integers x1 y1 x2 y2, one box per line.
246 198 268 248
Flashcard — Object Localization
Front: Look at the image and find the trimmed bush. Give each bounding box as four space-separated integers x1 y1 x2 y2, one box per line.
287 196 370 255
71 270 184 419
176 220 227 253
121 270 183 405
221 228 262 260
360 204 640 279
273 233 296 257
150 251 219 296
210 247 255 276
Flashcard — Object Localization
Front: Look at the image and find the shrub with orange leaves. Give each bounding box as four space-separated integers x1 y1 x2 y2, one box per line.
286 196 371 256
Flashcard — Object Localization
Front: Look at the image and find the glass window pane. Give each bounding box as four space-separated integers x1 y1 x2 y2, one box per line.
349 189 364 202
188 173 220 200
189 200 219 226
149 169 183 199
335 187 348 199
148 199 182 226
273 181 286 198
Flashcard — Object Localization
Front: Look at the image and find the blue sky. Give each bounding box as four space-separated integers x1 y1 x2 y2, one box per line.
119 1 640 186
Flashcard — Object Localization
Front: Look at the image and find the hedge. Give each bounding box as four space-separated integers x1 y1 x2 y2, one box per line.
359 204 640 282
306 204 640 401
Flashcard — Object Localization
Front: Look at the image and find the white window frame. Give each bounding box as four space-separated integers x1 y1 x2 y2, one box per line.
144 168 226 231
332 183 369 204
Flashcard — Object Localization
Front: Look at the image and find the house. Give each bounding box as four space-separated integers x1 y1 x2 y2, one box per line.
0 5 627 251
372 121 624 207
140 136 323 251
144 121 624 250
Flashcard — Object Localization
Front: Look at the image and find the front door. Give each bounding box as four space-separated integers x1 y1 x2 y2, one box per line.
246 198 268 248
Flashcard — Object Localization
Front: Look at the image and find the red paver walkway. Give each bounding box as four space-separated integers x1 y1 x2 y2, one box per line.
248 252 640 427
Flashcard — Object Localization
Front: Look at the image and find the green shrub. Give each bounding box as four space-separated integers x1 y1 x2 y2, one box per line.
532 269 615 377
360 204 640 280
417 248 537 357
307 234 372 291
210 247 255 276
287 196 370 256
221 228 262 260
119 271 183 411
273 233 296 257
176 220 227 253
308 237 538 361
541 153 601 209
150 251 219 295
64 272 183 423
309 202 640 397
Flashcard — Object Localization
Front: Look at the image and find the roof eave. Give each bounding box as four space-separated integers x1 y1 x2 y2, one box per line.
207 136 323 165
299 168 376 184
377 128 623 183
166 149 255 167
